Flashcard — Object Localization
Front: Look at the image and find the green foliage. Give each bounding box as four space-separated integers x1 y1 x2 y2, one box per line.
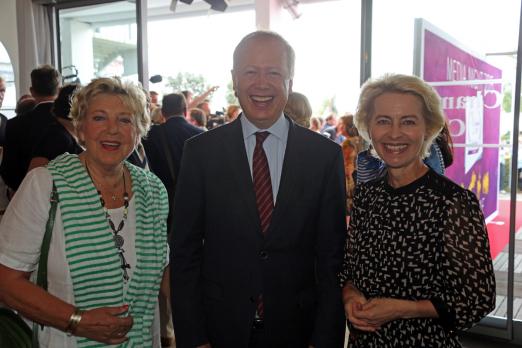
226 80 238 105
166 72 208 96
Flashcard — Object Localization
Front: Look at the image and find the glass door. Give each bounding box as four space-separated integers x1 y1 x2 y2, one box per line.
56 1 140 85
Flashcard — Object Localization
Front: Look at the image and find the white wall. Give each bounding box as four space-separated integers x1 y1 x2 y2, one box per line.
0 0 19 98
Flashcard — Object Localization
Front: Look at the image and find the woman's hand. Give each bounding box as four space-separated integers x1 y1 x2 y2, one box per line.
74 305 133 345
342 282 380 332
355 298 438 328
354 298 403 327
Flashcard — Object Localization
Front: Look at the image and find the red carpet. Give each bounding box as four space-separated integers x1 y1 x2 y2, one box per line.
486 199 522 260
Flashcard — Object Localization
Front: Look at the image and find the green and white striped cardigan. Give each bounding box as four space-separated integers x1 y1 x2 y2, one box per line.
47 153 168 347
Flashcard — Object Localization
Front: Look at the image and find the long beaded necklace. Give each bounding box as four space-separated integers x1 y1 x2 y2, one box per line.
85 162 131 282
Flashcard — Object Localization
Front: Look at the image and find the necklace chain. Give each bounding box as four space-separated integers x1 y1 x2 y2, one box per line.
85 162 131 282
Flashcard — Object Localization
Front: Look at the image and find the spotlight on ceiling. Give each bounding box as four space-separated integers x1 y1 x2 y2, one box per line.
204 0 228 12
283 0 301 19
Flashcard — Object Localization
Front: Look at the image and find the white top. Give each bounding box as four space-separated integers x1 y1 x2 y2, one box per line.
0 167 164 348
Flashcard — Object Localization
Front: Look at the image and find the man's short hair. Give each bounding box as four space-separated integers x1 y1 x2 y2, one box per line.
189 108 207 127
31 65 61 97
162 93 187 117
233 31 295 78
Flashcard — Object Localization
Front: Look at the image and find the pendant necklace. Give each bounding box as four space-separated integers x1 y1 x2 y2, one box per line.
85 162 131 282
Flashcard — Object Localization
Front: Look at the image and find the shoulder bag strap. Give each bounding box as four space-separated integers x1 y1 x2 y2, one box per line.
32 182 58 347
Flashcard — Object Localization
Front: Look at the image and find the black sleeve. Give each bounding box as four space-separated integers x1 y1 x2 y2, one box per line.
436 189 496 331
32 125 73 161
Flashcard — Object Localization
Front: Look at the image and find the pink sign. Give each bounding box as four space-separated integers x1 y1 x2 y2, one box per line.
416 19 502 222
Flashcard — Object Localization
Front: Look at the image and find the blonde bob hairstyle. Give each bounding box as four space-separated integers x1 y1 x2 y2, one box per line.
70 77 151 143
284 92 312 127
354 74 445 159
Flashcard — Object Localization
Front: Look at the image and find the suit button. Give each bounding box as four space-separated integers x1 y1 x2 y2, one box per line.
259 250 268 260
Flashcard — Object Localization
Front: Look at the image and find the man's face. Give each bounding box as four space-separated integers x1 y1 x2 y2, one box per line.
232 36 293 129
0 80 6 108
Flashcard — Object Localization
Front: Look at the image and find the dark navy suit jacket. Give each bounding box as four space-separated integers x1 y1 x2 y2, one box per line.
143 115 203 200
170 115 347 348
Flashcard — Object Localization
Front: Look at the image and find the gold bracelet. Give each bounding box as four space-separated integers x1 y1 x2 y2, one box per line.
65 307 85 336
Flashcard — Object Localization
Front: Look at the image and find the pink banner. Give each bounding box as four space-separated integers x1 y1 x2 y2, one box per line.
422 28 502 222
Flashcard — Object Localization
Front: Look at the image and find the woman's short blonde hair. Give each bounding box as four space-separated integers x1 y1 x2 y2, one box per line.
285 91 312 127
354 74 445 158
70 77 151 140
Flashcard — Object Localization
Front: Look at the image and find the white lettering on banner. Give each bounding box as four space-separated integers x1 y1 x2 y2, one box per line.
445 57 494 82
441 90 501 110
447 58 467 81
449 119 466 137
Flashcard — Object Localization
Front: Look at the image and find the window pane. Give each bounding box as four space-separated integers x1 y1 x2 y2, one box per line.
59 1 138 84
146 2 255 113
279 0 361 116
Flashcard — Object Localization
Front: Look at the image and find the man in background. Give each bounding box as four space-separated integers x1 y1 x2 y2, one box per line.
0 76 8 145
0 65 60 192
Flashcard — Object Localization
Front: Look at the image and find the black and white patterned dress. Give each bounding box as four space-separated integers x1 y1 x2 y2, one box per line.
340 168 496 347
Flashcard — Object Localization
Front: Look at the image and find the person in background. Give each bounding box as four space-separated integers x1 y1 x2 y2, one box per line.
0 77 169 347
189 107 208 131
341 73 495 347
225 104 241 123
150 91 160 111
309 116 324 133
338 114 363 214
196 100 212 119
284 91 312 127
0 76 7 145
144 92 203 347
0 76 8 220
28 84 83 171
15 94 36 116
1 65 61 192
151 106 166 125
182 86 219 110
320 114 337 141
171 30 346 348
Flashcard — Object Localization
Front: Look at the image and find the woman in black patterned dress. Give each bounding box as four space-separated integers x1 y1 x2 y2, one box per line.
340 74 495 347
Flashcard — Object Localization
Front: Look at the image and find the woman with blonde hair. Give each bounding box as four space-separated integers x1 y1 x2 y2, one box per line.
0 77 169 347
284 91 312 127
341 74 495 347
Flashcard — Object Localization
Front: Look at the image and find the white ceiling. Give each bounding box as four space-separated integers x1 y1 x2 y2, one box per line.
59 0 255 26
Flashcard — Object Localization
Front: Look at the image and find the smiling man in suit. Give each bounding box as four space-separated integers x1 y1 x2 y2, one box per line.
170 31 347 348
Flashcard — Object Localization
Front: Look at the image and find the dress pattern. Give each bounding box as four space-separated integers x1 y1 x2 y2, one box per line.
340 169 496 347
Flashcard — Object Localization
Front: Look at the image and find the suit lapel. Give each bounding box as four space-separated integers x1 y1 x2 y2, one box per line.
221 117 262 233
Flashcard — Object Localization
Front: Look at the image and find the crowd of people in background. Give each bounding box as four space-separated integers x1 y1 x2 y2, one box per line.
0 30 495 348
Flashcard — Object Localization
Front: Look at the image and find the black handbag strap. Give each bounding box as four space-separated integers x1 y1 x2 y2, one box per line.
32 182 58 347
